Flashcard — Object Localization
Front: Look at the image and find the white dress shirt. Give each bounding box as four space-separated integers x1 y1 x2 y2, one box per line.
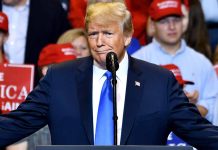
92 52 128 144
3 0 30 64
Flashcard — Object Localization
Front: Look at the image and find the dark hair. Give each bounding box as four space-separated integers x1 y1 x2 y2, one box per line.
183 0 212 61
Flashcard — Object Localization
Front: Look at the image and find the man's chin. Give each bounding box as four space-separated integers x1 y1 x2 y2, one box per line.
94 55 107 69
96 61 107 69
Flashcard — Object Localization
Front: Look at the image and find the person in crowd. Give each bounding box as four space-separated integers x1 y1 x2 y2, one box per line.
0 11 8 63
1 0 70 85
181 1 217 128
200 0 218 55
0 11 8 150
161 64 194 89
132 0 218 123
1 1 218 149
1 1 69 148
213 51 218 126
38 43 77 77
57 28 91 58
0 11 27 150
26 43 78 150
27 38 89 150
213 45 218 126
213 97 218 126
182 0 212 61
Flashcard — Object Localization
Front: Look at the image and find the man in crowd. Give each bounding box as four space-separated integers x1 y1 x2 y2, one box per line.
0 1 218 150
133 0 218 123
1 0 70 85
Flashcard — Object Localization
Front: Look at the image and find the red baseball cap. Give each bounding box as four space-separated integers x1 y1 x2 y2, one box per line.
0 12 8 33
161 64 194 86
38 43 77 67
149 0 183 21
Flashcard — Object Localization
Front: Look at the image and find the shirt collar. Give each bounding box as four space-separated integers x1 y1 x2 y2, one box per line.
153 38 187 56
93 51 129 81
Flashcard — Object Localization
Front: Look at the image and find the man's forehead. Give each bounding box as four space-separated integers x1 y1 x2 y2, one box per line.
88 22 120 31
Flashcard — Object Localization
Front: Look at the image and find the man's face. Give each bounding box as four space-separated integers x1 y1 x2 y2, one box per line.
87 21 131 69
152 16 183 47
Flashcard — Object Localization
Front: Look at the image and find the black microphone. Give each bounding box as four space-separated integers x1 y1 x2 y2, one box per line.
106 52 119 145
106 52 119 73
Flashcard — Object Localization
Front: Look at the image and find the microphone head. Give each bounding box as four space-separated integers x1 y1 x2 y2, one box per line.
106 52 119 72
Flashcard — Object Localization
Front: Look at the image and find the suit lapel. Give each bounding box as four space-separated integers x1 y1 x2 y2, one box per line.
76 57 94 144
120 56 145 144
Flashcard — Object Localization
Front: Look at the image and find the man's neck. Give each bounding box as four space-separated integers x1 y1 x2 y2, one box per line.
156 40 181 55
3 0 27 7
15 0 27 7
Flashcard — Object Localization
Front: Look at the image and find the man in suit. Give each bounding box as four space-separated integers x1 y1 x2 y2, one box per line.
1 0 70 85
0 1 218 150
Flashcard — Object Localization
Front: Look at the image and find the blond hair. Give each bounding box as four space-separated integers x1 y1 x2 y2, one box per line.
57 28 87 44
85 2 133 36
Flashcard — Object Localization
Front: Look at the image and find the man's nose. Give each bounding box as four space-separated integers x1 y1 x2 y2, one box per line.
168 20 176 30
96 33 103 47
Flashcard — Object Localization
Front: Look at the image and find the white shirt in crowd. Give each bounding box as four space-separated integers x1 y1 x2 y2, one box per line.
3 0 30 64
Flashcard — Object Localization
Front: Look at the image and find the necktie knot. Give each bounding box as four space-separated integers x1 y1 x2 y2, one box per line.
104 71 112 80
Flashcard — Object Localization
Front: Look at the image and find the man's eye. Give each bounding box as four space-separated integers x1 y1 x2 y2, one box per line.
104 32 113 37
88 32 98 38
159 19 168 24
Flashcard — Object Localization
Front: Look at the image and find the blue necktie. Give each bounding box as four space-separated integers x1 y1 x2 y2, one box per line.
95 71 114 145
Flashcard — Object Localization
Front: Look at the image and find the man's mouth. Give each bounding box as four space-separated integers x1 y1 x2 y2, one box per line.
95 49 112 54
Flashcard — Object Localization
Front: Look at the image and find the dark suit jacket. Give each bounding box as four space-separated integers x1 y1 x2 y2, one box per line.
1 0 70 84
0 56 218 149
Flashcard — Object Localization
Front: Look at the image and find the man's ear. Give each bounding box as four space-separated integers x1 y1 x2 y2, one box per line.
148 19 156 36
147 17 155 37
124 35 132 47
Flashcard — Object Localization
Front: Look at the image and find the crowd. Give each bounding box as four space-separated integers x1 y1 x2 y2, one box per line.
0 0 218 150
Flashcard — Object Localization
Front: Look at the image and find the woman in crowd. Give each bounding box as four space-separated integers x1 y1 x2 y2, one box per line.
182 0 212 61
57 28 91 58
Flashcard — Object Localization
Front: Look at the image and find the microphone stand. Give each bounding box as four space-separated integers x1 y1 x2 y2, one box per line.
111 68 118 145
106 52 119 145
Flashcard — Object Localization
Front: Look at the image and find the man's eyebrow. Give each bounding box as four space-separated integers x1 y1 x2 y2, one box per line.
88 31 98 34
